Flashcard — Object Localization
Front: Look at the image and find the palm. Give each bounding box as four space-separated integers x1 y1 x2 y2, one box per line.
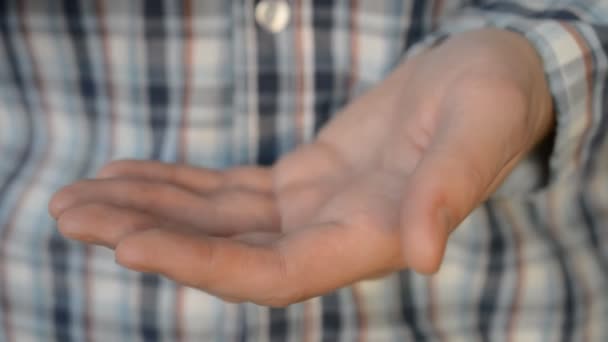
50 29 553 306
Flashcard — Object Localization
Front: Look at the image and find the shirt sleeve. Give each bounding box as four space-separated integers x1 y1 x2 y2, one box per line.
408 1 608 196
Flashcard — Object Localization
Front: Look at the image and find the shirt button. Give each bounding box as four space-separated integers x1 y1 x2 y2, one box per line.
255 0 291 33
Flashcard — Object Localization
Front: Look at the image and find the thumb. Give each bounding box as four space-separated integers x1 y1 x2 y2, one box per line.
399 149 484 274
399 106 525 274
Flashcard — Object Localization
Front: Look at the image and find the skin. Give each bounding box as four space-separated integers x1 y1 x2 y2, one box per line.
49 29 553 307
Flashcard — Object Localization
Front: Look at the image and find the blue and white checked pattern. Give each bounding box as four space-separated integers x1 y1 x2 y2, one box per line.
0 0 607 341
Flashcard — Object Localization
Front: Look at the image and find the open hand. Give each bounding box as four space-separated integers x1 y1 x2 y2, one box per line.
49 29 553 306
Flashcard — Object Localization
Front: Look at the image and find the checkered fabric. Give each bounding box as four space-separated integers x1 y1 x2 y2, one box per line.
0 0 607 341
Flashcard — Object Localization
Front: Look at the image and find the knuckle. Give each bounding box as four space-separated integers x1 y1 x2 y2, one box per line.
256 247 305 307
262 297 291 308
189 240 219 289
259 290 298 308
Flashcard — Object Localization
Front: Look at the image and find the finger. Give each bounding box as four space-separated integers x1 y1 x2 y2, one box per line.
97 159 273 193
114 219 402 306
49 179 280 235
114 228 286 304
57 203 179 248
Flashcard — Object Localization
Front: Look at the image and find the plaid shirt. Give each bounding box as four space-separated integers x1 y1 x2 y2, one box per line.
1 0 607 341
